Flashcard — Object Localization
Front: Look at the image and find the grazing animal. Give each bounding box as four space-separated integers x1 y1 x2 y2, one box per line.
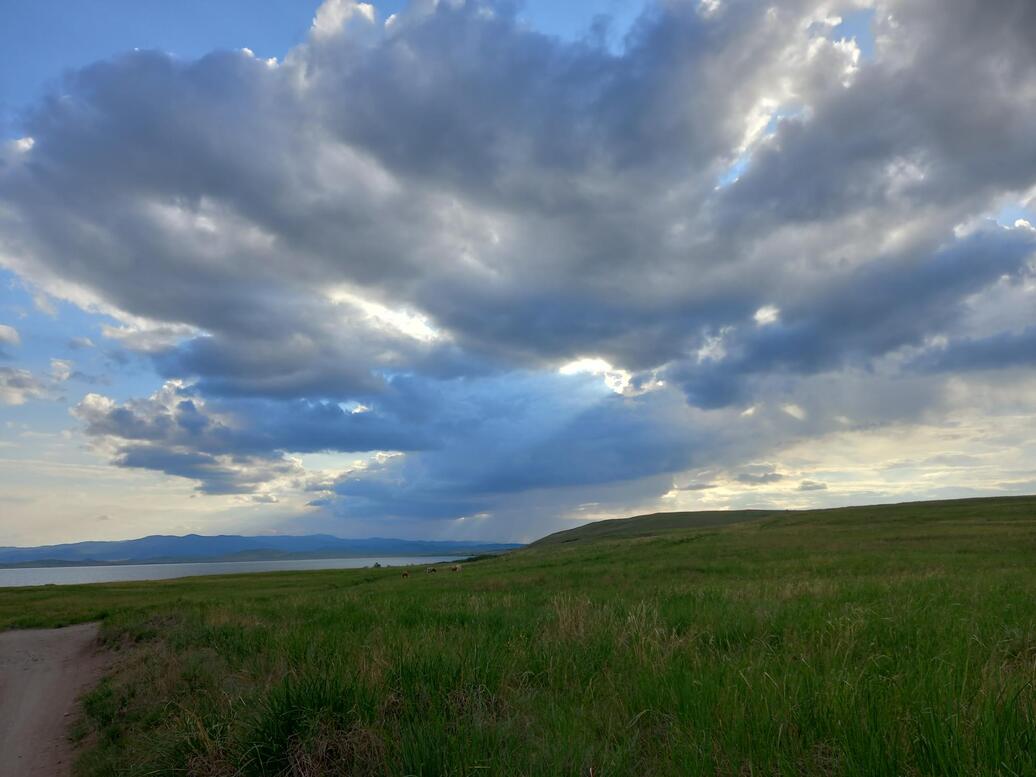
451 565 460 572
401 570 409 579
426 567 437 574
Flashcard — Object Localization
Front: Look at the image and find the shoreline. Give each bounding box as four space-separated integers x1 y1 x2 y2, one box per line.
0 555 471 589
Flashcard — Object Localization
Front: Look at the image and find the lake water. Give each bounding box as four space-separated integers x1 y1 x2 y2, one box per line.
0 556 463 588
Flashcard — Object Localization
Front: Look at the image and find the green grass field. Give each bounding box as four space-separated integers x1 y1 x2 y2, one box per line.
4 496 1036 776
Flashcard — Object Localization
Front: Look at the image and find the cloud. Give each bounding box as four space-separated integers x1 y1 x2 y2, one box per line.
49 359 73 382
312 0 376 39
0 325 19 346
67 336 95 350
0 367 45 405
113 444 304 496
797 480 828 492
73 371 704 515
911 326 1036 373
0 324 19 359
669 227 1036 408
1 0 1036 534
735 471 784 486
677 482 717 492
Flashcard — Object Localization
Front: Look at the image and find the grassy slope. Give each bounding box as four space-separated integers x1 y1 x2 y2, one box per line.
2 495 1036 776
529 509 773 545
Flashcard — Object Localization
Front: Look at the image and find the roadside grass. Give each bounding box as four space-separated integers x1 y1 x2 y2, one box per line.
3 496 1036 775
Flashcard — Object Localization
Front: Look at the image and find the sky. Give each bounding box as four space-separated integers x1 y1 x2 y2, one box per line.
1 0 1035 547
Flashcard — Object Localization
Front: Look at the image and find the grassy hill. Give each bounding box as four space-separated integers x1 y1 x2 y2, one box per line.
530 508 774 545
2 494 1036 775
532 494 1036 546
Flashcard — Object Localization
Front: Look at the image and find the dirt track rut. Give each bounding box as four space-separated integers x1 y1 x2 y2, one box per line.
0 623 105 777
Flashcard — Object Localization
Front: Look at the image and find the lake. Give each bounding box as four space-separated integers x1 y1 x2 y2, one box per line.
0 556 463 588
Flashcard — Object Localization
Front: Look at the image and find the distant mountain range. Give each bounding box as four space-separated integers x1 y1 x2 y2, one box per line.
0 534 522 568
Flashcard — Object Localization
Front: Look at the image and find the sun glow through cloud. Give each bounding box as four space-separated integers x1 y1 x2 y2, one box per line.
327 287 443 343
559 357 632 394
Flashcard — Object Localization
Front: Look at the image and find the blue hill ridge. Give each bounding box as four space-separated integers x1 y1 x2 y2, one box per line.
0 534 522 567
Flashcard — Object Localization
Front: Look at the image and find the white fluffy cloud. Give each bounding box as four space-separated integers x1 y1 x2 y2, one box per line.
0 367 44 405
0 324 19 348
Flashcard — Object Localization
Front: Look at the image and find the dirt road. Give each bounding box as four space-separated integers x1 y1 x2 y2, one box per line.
0 623 106 777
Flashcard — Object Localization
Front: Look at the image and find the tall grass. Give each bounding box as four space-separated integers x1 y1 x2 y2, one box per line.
3 496 1035 775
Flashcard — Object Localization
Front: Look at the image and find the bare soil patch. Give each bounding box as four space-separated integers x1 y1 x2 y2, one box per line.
0 623 107 777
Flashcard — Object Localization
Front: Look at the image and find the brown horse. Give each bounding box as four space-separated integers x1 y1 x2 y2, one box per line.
450 565 460 572
401 570 409 579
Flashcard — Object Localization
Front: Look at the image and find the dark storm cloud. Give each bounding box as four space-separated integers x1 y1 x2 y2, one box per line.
73 382 435 460
670 226 1036 407
114 445 297 495
911 327 1036 373
721 1 1036 228
3 0 1036 525
73 370 705 504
